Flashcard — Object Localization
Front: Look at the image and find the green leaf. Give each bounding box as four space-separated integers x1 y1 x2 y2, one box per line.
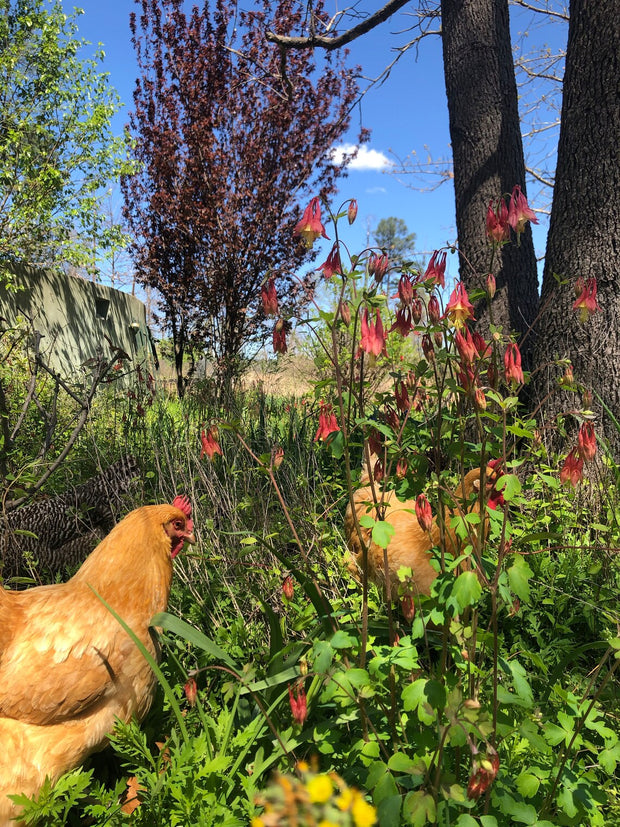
424 679 447 711
330 630 357 649
515 772 540 798
454 816 479 827
372 519 395 549
403 790 436 827
507 554 532 603
497 473 522 500
152 612 237 668
451 570 482 610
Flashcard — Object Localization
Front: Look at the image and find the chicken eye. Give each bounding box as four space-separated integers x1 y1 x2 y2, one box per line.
173 519 184 531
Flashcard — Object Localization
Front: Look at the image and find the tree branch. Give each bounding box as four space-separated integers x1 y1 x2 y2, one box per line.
266 0 413 50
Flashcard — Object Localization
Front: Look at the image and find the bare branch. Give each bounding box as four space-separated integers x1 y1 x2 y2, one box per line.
509 0 568 21
266 0 413 50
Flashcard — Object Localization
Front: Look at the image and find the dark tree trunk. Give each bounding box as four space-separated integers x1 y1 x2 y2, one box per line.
441 0 539 367
530 0 620 461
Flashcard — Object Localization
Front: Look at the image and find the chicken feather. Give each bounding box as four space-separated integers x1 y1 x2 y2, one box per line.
0 502 195 826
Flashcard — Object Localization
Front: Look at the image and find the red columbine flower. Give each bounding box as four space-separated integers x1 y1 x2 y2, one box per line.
424 250 447 288
314 402 340 442
455 327 478 364
397 273 414 305
573 277 600 323
273 319 288 354
261 277 279 316
360 308 387 357
200 426 222 460
390 305 413 337
395 380 410 413
411 297 423 324
318 243 342 279
347 199 358 225
508 185 538 238
422 334 435 362
467 750 500 800
504 342 524 385
415 493 433 533
445 282 475 329
396 457 408 478
369 252 389 282
486 197 510 244
578 422 596 461
293 197 329 248
288 681 307 725
401 594 415 623
560 447 584 486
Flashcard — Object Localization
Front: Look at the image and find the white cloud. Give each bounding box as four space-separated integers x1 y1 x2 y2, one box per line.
365 186 387 195
330 143 393 171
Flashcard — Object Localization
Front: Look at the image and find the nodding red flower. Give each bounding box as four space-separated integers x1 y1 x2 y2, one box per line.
504 342 524 385
184 677 198 707
467 751 500 800
486 197 510 244
273 446 285 469
427 295 441 325
369 252 389 282
455 327 478 364
314 402 340 442
560 447 584 486
396 457 408 478
474 386 487 411
272 318 288 354
367 428 383 457
395 380 410 413
508 185 538 237
282 575 294 601
445 283 475 329
458 365 476 393
397 274 414 305
360 308 387 357
261 277 279 316
337 299 351 326
293 197 329 247
486 272 497 298
573 277 600 323
390 305 413 337
318 243 343 279
411 297 423 324
424 250 447 288
578 422 596 461
401 594 415 623
347 199 358 225
200 426 222 460
288 681 308 725
373 457 384 482
472 331 490 359
415 493 433 533
422 334 435 362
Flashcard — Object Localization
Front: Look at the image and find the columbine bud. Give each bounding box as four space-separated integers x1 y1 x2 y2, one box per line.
486 272 496 299
422 334 434 362
396 457 408 478
433 330 443 348
428 295 441 325
288 681 308 725
273 446 284 469
411 297 423 324
415 493 433 533
397 274 414 305
347 199 358 225
184 677 198 707
261 277 279 316
401 595 415 623
337 300 351 326
282 575 294 601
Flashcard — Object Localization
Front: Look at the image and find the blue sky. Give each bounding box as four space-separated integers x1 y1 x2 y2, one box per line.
71 1 567 288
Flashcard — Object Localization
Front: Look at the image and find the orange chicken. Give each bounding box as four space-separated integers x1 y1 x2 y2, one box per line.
345 464 498 603
0 498 195 826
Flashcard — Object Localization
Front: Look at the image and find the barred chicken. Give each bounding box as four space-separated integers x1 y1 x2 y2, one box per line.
0 455 139 582
0 497 195 826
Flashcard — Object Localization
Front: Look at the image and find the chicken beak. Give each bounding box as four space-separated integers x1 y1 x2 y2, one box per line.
184 530 196 546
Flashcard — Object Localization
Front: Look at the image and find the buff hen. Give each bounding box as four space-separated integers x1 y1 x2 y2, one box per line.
0 497 195 826
345 462 499 603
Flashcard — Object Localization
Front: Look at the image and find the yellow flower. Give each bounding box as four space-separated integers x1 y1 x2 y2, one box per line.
336 787 355 811
306 774 333 804
250 818 265 827
297 760 310 773
352 795 377 827
318 822 339 827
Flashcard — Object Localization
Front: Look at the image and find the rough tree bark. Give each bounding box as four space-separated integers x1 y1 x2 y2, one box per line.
530 0 620 461
441 0 539 367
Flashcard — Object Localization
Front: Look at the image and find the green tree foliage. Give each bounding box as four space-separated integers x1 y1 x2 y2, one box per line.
0 0 134 279
372 216 417 266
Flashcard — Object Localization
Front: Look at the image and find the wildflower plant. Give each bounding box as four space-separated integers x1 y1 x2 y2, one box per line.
247 191 619 826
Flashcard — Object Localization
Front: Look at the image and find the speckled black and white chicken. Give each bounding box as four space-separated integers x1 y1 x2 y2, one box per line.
0 455 140 582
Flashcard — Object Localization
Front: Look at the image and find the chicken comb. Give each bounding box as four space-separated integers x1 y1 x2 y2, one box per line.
172 495 192 517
